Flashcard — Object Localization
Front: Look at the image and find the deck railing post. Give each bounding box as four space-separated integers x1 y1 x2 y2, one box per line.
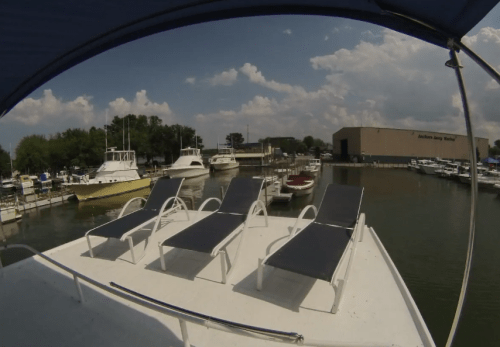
179 319 191 347
73 274 85 303
220 250 227 284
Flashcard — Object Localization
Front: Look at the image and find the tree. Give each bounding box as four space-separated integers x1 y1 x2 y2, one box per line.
303 136 314 149
15 135 49 173
0 145 11 178
494 139 500 148
226 133 244 146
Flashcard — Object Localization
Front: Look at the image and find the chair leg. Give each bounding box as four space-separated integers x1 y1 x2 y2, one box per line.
257 258 264 291
159 244 166 271
331 279 345 314
86 235 94 258
219 250 227 284
127 237 136 264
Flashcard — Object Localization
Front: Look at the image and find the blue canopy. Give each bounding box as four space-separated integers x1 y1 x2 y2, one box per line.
483 157 500 164
0 0 498 117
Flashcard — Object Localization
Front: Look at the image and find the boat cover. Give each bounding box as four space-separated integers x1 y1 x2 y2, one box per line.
265 183 363 281
162 177 264 253
1 1 498 117
88 177 183 239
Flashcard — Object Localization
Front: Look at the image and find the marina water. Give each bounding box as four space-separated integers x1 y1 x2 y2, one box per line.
1 166 499 346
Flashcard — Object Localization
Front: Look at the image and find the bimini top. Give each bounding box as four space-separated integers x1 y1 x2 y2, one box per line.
0 0 498 117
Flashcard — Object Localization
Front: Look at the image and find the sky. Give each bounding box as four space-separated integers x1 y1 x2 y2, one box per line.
1 7 500 155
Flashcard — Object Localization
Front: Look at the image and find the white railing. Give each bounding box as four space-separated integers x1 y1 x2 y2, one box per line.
0 243 389 347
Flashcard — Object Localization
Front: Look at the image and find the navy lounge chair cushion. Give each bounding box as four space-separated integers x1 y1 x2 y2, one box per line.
88 177 183 239
315 184 363 228
162 213 246 253
265 223 351 282
218 177 264 215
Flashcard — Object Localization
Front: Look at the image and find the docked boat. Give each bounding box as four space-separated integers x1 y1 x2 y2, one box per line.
419 158 451 175
309 158 321 168
0 204 22 223
301 164 319 176
0 178 16 194
64 148 151 201
283 174 315 196
209 146 239 171
407 159 419 170
165 147 210 179
438 163 460 178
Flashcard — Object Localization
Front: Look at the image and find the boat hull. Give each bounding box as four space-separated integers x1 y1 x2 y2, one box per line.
68 178 151 201
419 165 438 175
166 167 210 179
211 162 239 171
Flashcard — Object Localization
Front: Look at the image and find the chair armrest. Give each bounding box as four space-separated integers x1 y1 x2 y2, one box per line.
290 205 318 237
196 197 222 220
118 197 147 218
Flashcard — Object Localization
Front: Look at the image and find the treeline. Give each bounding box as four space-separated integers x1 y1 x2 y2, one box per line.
14 114 203 174
490 139 500 156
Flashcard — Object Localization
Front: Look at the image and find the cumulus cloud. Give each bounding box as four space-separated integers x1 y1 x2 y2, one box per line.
324 35 329 41
6 89 94 126
185 77 196 84
209 68 238 86
109 90 174 122
196 27 500 145
283 29 292 35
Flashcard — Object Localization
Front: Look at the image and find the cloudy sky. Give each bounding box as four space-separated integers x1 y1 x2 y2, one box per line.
1 8 500 154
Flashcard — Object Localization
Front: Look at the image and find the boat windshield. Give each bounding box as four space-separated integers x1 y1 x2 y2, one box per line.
104 151 135 161
181 149 198 156
219 148 232 155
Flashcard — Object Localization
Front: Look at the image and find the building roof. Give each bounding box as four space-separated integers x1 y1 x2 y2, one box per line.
333 126 489 140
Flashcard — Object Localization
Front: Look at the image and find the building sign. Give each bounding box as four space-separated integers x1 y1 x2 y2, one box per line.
418 134 455 141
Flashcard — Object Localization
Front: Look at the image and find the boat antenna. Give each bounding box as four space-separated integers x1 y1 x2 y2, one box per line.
9 143 13 176
195 131 197 149
180 128 182 151
105 109 108 150
128 118 130 151
122 117 125 150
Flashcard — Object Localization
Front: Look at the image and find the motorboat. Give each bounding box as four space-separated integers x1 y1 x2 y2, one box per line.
209 146 239 171
407 159 419 171
0 178 16 194
301 164 319 176
437 163 460 178
165 147 210 179
309 158 321 168
419 158 451 175
283 174 315 196
64 147 151 201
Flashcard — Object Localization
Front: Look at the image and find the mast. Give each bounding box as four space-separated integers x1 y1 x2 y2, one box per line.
195 131 197 149
105 110 108 150
9 143 13 176
122 117 125 150
128 118 130 151
247 124 249 143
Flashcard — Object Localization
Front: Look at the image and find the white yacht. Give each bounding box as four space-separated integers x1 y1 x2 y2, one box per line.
309 158 321 168
64 148 151 201
437 162 460 178
209 146 239 171
165 147 210 179
419 158 451 175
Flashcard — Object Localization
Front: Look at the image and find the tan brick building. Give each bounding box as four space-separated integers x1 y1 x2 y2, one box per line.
332 127 489 163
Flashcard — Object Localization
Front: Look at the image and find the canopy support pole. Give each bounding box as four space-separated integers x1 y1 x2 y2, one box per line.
444 43 478 347
455 41 500 86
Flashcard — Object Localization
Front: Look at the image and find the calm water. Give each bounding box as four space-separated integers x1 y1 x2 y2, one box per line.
1 166 499 346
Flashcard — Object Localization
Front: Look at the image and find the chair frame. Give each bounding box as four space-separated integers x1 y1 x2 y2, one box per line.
159 196 268 284
86 193 190 265
256 202 365 314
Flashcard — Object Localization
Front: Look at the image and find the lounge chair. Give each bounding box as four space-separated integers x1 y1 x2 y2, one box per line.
257 183 364 313
85 177 189 264
158 177 268 284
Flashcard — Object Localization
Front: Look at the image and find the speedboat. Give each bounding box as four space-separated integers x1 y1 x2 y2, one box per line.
407 159 419 171
209 146 239 171
64 147 151 201
419 158 451 175
301 164 319 176
438 163 460 178
283 174 315 196
309 158 321 168
165 147 210 179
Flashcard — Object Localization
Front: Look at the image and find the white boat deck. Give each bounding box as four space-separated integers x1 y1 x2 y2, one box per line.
0 210 434 347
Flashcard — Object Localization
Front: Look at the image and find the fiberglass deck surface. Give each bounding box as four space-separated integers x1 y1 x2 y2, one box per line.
0 210 434 347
